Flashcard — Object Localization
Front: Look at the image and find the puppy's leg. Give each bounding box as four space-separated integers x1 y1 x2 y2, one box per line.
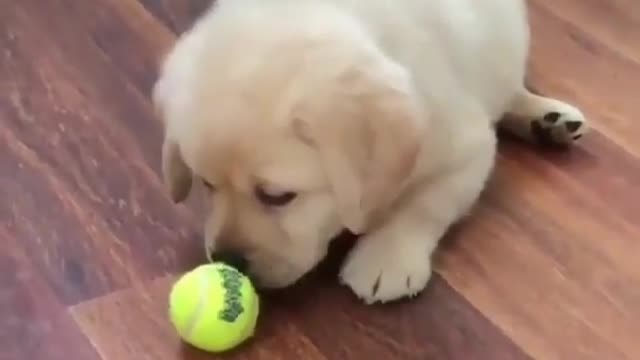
340 145 495 304
501 88 589 146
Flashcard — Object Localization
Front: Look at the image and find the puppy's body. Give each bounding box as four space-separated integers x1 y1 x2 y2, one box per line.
154 0 587 303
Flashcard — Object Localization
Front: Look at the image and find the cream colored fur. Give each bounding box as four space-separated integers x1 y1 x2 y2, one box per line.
153 0 587 303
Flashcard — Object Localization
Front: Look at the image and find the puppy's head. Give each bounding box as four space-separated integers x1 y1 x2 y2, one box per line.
154 7 426 288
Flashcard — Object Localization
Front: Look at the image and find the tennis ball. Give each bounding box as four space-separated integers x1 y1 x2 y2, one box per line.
169 263 259 352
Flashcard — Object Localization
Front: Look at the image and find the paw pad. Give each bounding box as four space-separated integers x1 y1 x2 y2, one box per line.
530 111 588 146
543 112 561 123
565 120 583 133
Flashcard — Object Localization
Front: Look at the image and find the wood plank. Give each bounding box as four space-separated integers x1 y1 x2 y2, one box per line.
70 276 327 360
137 0 211 34
71 261 530 360
439 4 640 357
0 230 100 360
0 0 202 304
533 0 640 63
276 273 531 360
55 0 175 94
438 146 640 359
502 132 640 234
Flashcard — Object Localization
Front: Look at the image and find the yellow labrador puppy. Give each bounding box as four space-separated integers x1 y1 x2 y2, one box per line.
153 0 587 303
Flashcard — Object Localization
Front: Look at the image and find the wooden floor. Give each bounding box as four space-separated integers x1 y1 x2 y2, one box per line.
2 0 639 359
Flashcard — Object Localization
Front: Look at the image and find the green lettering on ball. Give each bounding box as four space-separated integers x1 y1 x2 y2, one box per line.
217 267 245 323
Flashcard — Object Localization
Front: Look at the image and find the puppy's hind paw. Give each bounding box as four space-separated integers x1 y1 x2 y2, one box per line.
531 108 588 146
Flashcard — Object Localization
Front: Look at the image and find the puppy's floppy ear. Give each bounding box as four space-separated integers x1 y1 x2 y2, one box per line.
296 62 426 234
161 136 193 203
153 75 193 203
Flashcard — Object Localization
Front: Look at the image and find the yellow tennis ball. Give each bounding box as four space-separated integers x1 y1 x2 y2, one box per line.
169 263 259 352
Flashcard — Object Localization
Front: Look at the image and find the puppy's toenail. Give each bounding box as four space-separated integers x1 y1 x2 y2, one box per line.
543 112 561 123
406 276 412 288
372 273 382 296
573 134 583 140
565 121 582 133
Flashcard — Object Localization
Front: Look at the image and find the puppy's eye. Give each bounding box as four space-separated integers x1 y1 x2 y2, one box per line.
255 186 297 207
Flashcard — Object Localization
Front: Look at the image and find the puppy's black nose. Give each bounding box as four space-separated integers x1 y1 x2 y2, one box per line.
211 250 248 273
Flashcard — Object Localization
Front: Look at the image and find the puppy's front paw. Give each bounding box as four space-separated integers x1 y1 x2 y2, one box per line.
339 232 432 304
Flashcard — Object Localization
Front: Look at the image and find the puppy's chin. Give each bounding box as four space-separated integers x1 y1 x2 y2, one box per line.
248 238 333 289
249 262 308 289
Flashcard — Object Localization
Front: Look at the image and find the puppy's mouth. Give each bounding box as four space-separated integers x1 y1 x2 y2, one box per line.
266 229 362 289
208 229 360 289
209 250 249 274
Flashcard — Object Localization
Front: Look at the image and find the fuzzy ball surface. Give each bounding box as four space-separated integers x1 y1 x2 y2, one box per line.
169 263 259 352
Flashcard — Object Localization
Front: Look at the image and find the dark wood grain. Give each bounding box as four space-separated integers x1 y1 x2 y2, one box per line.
1 0 202 305
71 276 328 360
278 275 531 360
137 0 212 33
0 232 100 360
438 153 640 360
2 0 640 359
71 271 530 360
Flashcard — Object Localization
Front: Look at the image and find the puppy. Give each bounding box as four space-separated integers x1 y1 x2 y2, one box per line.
153 0 588 303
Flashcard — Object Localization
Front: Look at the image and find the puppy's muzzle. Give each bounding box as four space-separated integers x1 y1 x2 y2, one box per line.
210 249 249 273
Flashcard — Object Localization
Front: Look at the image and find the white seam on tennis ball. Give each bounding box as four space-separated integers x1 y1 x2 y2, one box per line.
184 269 210 338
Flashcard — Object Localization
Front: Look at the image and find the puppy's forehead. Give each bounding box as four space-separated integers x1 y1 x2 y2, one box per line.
189 123 324 191
251 137 326 190
187 120 263 182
